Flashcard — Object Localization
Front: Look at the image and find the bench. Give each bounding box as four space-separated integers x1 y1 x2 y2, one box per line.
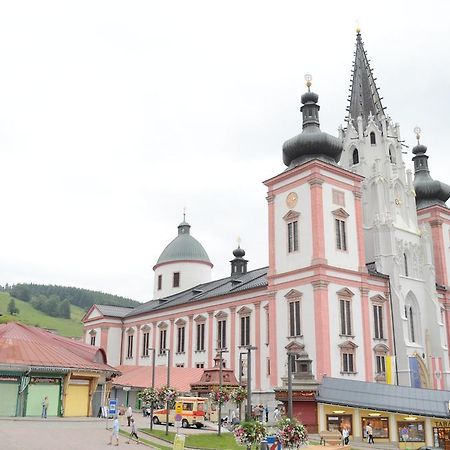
319 430 342 446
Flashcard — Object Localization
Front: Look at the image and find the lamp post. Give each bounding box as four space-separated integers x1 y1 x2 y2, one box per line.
287 352 293 419
149 348 156 431
238 352 246 422
217 347 228 437
163 348 171 436
245 346 257 421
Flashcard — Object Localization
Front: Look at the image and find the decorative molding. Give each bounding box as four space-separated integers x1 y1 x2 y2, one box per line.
370 294 387 304
338 340 358 349
312 280 329 289
237 306 252 315
282 210 300 222
194 314 207 323
88 329 97 336
353 190 363 199
175 318 186 326
336 287 355 298
126 327 135 334
332 208 350 219
373 343 389 353
285 341 305 353
359 287 370 296
308 177 324 186
157 321 168 329
284 289 303 300
215 310 228 319
141 324 151 332
266 195 275 204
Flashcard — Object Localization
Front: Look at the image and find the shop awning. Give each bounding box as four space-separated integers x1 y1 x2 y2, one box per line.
316 377 450 418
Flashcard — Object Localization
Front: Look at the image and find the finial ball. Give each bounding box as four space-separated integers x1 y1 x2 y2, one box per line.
414 126 421 141
304 73 312 89
356 25 361 33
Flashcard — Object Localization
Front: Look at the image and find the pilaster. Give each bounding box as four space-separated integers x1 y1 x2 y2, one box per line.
309 178 327 265
312 280 330 379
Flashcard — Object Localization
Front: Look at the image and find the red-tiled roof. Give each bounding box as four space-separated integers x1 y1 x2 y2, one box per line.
0 322 117 372
114 365 204 392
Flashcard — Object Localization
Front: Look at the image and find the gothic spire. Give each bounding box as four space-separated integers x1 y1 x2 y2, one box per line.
347 29 386 131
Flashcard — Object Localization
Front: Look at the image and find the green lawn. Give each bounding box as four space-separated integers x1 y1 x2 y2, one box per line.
140 429 247 449
119 430 171 449
0 292 84 337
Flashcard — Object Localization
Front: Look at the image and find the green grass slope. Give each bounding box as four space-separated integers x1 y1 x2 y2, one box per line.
0 292 84 337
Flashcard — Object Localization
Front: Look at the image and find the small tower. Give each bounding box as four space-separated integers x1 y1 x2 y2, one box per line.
230 242 248 278
153 217 213 299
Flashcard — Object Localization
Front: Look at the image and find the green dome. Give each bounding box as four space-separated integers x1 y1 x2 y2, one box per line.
155 221 212 267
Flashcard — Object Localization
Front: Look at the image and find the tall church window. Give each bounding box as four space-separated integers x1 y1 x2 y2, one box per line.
287 221 299 253
288 300 301 337
159 328 167 354
127 333 134 358
373 304 384 339
339 341 357 373
142 330 150 357
196 322 205 351
158 274 162 290
407 306 415 343
177 325 185 353
340 299 352 336
240 315 251 346
389 145 396 164
335 219 347 251
370 132 376 145
352 148 359 165
403 253 409 277
217 319 227 349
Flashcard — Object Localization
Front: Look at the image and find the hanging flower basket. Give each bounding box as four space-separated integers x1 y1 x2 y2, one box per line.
209 386 231 405
230 386 248 405
138 387 159 407
276 417 308 449
234 420 267 448
157 386 179 408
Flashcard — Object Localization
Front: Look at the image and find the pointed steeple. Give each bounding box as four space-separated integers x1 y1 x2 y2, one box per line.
347 28 386 131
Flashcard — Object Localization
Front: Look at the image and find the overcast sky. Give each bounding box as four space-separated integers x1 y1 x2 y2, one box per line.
0 1 449 302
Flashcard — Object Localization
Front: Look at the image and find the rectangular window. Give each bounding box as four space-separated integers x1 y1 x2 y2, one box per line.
287 221 299 253
373 305 384 339
175 363 184 368
340 299 352 335
173 272 180 288
266 358 271 376
159 329 167 354
342 352 354 373
398 421 425 443
177 326 185 353
196 323 205 351
142 332 150 356
240 315 250 346
361 417 389 439
127 334 134 358
265 309 270 345
376 355 386 374
195 363 204 368
157 274 162 290
335 219 347 251
217 319 227 349
289 300 301 337
90 335 96 346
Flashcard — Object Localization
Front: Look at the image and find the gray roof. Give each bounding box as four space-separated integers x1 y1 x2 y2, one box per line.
126 266 268 318
96 305 134 318
316 377 450 419
156 221 211 267
348 31 386 131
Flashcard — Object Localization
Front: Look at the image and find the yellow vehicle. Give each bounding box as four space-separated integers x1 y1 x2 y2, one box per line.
152 397 207 429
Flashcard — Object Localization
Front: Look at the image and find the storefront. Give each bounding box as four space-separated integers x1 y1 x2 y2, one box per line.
25 377 61 417
316 377 450 449
0 375 20 417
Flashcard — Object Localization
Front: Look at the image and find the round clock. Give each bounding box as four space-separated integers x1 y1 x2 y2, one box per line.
395 198 401 206
286 192 298 208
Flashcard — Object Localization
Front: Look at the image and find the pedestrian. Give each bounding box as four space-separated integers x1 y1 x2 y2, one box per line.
342 426 349 446
41 396 49 419
265 405 269 422
127 417 140 445
273 406 280 421
126 405 133 426
259 404 264 422
108 415 120 446
365 422 374 444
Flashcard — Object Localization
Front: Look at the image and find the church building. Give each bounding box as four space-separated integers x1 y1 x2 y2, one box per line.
82 30 450 423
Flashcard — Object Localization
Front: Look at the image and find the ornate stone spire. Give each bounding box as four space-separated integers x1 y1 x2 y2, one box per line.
347 28 386 131
412 127 450 210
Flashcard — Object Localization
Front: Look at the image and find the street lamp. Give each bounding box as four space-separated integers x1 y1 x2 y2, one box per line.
238 352 247 422
245 345 257 421
287 352 294 419
148 348 156 431
162 348 171 436
217 346 229 437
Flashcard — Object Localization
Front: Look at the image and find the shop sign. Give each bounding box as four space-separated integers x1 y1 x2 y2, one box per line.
31 377 59 384
433 420 450 427
0 375 20 382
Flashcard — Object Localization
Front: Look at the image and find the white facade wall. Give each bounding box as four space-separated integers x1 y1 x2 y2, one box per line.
153 261 211 299
107 327 122 366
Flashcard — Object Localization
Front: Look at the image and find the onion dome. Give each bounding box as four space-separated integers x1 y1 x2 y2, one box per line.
233 246 246 258
230 243 248 277
412 128 450 210
155 220 212 268
283 74 343 168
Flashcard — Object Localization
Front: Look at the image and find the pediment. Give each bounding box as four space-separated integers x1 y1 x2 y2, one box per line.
237 306 252 315
373 343 389 353
338 340 358 349
141 324 151 332
283 210 300 222
285 341 305 354
370 294 387 304
175 318 186 326
158 321 168 329
337 287 355 298
194 315 206 323
126 327 135 334
332 208 350 219
284 289 302 300
215 310 228 319
88 329 97 336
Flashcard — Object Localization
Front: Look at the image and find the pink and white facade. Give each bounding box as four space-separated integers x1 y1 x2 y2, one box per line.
83 31 450 404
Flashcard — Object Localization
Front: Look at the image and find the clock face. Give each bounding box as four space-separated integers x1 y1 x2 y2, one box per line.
395 198 401 206
286 192 298 208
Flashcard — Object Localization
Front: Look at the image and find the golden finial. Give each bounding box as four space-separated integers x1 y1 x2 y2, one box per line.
356 25 361 34
236 236 242 246
304 73 312 92
414 126 421 144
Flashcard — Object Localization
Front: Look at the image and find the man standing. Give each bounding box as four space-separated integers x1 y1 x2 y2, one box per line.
126 405 133 426
365 422 374 444
273 406 280 422
41 396 49 419
127 417 140 445
109 415 120 446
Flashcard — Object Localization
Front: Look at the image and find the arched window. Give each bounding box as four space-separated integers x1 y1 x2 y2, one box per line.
352 148 359 165
389 145 396 164
370 132 376 145
408 306 415 342
403 253 409 277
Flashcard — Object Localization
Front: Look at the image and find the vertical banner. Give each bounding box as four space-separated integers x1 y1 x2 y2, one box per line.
386 356 393 384
409 356 421 388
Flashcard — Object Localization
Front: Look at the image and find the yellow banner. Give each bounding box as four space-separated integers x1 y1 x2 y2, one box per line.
386 356 393 384
173 434 185 450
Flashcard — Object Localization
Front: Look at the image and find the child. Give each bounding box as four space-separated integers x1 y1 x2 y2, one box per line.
127 417 139 445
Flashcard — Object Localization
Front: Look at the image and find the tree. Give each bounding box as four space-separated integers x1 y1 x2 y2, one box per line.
58 299 71 319
7 298 19 315
45 294 60 317
10 284 31 302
